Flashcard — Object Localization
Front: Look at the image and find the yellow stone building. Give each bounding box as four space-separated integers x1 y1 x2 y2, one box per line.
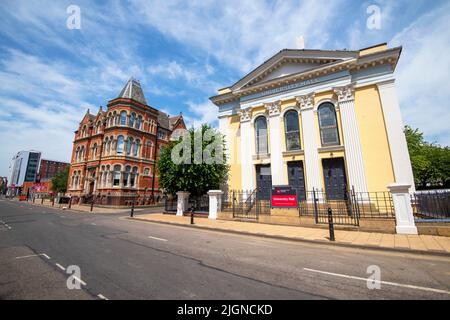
210 43 415 200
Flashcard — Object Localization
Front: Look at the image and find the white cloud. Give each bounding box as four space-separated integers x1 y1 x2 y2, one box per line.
390 2 450 145
184 101 219 128
132 0 345 73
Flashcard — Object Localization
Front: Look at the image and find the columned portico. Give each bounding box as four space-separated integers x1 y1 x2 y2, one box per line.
265 101 284 185
378 80 415 191
297 93 322 194
334 84 369 193
239 108 254 192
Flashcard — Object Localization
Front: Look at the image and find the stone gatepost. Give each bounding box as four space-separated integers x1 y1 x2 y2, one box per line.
387 184 418 235
207 190 224 220
176 191 190 216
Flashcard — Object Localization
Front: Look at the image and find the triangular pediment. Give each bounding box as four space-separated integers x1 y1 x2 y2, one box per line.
231 49 359 91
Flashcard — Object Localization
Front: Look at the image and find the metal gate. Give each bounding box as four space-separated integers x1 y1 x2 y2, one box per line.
309 189 360 226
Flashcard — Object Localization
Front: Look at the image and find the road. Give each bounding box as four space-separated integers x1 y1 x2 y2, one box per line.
0 198 449 300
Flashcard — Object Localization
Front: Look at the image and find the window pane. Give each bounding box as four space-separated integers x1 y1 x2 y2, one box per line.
120 112 127 125
321 127 339 145
286 131 301 150
255 117 268 154
319 104 336 127
117 136 124 154
285 111 299 133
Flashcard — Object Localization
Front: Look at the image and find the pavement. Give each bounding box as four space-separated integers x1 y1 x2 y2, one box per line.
1 197 450 299
130 214 450 256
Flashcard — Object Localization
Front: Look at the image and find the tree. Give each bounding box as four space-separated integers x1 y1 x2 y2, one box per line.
157 124 229 196
51 166 70 194
405 126 450 188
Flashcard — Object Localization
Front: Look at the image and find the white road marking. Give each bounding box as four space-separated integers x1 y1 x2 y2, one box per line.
97 294 108 300
15 254 45 259
42 254 50 260
73 276 87 286
91 223 97 225
303 268 450 295
148 236 168 242
55 263 66 271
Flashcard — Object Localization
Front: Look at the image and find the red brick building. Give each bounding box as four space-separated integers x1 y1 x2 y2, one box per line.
67 79 185 205
38 159 70 181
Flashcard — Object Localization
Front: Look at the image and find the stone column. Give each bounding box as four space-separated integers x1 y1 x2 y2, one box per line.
119 172 124 188
297 93 322 196
388 183 418 235
378 80 415 191
176 191 190 216
239 108 254 193
334 84 369 193
207 190 224 220
265 101 284 185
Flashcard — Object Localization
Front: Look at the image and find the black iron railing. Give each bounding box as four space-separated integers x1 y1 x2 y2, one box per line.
411 190 450 221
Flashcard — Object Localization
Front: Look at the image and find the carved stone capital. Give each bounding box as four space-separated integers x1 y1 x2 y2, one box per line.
238 107 252 122
296 93 315 110
264 100 281 117
334 84 355 103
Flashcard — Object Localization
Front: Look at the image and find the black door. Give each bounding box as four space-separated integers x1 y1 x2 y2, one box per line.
322 158 348 200
255 165 272 200
287 161 306 201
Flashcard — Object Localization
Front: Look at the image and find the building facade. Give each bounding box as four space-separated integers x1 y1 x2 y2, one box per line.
38 159 70 181
211 44 415 200
67 79 185 205
7 150 41 196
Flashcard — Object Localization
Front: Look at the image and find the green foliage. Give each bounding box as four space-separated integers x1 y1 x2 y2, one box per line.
405 126 450 188
51 166 70 193
157 124 229 196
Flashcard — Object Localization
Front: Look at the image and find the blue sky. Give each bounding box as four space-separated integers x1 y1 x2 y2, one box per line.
0 0 449 176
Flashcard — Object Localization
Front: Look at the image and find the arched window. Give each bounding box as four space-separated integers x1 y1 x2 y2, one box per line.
255 116 268 155
126 137 133 155
131 167 138 188
284 110 301 151
104 138 109 155
116 135 124 154
136 115 142 129
80 146 85 161
130 113 135 128
96 122 101 134
113 165 121 186
75 147 80 162
318 102 340 146
134 139 140 157
120 111 127 126
123 166 131 187
92 143 98 160
147 141 153 159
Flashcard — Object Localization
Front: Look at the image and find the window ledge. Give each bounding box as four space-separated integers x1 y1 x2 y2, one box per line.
318 145 345 153
252 153 270 160
282 150 304 156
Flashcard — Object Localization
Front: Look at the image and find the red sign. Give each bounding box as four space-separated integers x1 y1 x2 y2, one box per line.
271 194 297 207
271 186 298 208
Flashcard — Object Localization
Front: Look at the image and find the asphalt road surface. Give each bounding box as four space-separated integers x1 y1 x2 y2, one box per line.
0 198 449 300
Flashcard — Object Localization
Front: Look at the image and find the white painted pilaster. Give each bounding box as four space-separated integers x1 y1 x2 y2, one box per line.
265 101 284 185
176 191 190 216
219 116 230 165
207 190 223 220
378 80 415 191
388 184 417 235
297 93 322 194
239 108 254 192
334 84 368 193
